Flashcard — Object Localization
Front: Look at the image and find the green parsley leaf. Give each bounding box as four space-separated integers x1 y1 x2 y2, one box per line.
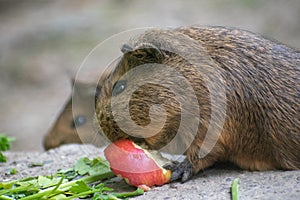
0 152 7 162
69 181 91 193
9 168 17 175
0 134 15 151
74 157 91 175
0 134 15 163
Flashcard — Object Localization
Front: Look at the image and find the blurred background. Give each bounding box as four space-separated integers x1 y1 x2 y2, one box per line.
0 0 299 151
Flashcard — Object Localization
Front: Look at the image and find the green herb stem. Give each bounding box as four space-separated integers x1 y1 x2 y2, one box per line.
0 195 15 200
0 185 34 196
115 188 144 198
231 178 239 200
18 171 115 200
42 176 65 199
64 189 102 200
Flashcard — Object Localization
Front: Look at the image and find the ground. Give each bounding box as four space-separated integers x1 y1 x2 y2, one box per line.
1 144 300 199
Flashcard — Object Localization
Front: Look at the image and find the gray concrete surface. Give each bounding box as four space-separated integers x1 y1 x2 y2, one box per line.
1 144 299 200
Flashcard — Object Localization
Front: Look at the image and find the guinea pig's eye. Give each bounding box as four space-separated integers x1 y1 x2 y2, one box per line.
112 80 127 96
71 115 87 128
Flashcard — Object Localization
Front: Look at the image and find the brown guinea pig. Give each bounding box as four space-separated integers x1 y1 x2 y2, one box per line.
95 26 300 182
43 71 111 150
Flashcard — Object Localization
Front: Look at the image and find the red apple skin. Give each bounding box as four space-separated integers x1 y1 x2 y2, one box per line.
104 139 171 188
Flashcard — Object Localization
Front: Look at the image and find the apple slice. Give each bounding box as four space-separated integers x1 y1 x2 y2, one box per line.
104 139 171 191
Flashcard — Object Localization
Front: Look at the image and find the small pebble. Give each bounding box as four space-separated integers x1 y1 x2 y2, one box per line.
225 177 232 182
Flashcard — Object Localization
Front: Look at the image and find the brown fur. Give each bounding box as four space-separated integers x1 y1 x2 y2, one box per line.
95 26 300 180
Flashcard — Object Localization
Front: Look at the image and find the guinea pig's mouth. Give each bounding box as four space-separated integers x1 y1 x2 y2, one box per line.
124 136 185 165
128 136 144 143
128 136 149 148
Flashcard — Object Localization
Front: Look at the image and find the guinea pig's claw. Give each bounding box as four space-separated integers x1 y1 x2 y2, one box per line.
163 161 180 171
163 159 193 183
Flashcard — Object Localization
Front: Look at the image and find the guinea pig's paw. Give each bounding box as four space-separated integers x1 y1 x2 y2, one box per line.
163 160 180 171
163 159 193 183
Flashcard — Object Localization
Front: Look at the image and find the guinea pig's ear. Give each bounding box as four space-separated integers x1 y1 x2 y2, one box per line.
121 43 133 53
